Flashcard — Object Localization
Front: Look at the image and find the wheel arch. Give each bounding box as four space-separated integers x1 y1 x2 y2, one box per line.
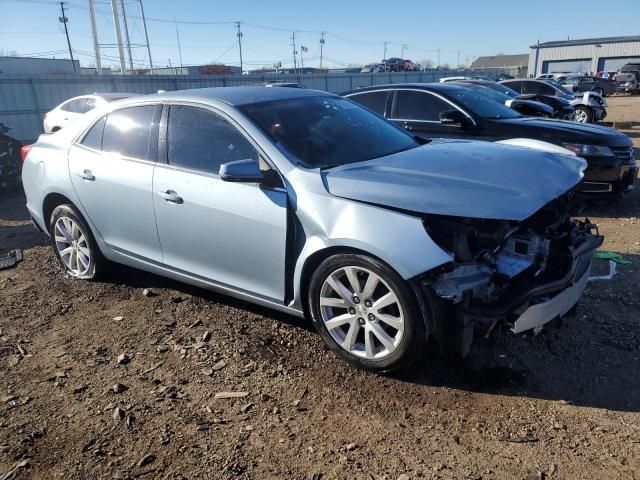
298 245 375 319
297 245 443 335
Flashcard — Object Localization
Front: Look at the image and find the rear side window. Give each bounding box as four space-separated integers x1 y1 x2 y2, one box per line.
167 105 258 175
523 81 555 95
80 116 106 150
348 91 388 116
102 105 156 160
396 90 451 121
61 97 94 114
503 81 523 93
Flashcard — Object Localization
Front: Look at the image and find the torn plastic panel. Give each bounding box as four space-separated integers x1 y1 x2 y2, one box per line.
422 199 603 346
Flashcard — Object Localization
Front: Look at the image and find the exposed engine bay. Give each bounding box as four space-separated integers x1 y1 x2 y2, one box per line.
421 195 603 352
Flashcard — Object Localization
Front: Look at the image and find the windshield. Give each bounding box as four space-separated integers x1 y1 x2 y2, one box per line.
455 83 511 103
239 96 420 169
545 79 575 96
482 82 519 98
444 87 521 120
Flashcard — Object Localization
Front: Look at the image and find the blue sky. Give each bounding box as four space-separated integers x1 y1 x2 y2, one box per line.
1 0 639 70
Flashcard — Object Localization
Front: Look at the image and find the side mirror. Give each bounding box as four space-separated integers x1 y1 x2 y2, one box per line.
439 109 469 126
219 159 263 183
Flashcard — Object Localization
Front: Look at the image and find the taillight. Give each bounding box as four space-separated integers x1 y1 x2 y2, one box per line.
20 145 33 163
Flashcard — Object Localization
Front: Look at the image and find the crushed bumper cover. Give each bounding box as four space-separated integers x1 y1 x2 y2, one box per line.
511 263 590 333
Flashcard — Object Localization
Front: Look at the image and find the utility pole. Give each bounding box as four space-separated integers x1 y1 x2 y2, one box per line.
120 0 134 73
319 31 325 69
139 0 153 73
110 0 127 74
58 2 77 74
291 31 297 74
401 44 407 58
437 48 441 68
457 50 460 68
175 20 183 70
87 0 101 74
236 21 243 73
383 41 388 62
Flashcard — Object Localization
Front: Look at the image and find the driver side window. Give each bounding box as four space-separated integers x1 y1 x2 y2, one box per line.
167 105 259 175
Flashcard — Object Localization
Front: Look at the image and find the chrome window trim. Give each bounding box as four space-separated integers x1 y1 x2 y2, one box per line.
346 88 477 126
344 89 391 117
394 88 477 126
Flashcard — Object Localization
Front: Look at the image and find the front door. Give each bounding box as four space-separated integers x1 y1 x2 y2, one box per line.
68 105 163 261
153 104 288 302
391 89 484 140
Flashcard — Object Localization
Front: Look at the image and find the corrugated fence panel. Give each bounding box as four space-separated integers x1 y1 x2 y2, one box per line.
0 69 502 140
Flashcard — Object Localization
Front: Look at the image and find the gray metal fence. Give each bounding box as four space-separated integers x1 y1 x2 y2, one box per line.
0 69 504 141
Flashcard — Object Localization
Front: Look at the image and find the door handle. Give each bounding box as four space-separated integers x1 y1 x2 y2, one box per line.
157 190 183 204
77 169 95 181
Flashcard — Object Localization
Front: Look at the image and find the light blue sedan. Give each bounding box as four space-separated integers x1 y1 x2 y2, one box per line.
21 87 602 371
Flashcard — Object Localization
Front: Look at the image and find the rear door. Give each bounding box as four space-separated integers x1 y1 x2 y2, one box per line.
152 104 288 302
68 104 163 261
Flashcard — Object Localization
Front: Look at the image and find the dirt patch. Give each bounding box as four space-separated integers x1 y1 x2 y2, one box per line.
1 119 640 478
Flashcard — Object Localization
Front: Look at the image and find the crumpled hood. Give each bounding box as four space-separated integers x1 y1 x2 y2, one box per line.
322 139 587 221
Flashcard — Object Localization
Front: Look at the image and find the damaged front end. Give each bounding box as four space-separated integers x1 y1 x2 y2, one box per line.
421 195 603 356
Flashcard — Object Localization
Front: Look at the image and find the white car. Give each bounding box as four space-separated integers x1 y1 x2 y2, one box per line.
43 93 136 133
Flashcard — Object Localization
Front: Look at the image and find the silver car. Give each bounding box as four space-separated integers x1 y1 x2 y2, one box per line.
22 87 602 372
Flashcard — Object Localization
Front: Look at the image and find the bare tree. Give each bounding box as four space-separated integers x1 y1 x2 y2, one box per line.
420 59 435 70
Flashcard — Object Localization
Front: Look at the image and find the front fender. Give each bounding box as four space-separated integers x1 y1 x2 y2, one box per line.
288 175 453 311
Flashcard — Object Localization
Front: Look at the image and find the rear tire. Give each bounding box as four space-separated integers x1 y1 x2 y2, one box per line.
49 204 104 280
574 106 593 123
593 87 604 96
308 253 427 372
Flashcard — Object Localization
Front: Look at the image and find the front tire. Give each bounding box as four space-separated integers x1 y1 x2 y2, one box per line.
574 105 593 123
49 204 103 280
308 254 427 372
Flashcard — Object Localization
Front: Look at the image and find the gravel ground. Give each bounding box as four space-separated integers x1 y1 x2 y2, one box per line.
1 99 639 480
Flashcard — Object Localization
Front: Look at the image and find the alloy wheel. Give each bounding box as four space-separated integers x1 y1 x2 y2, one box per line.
319 266 405 360
575 109 588 123
53 216 92 276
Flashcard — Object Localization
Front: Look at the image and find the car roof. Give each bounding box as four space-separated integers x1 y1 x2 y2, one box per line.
343 83 466 96
114 86 330 107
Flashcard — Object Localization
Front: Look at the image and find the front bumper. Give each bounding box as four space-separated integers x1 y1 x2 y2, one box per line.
577 153 637 195
511 262 590 333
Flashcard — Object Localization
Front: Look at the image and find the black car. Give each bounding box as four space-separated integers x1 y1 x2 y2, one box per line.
559 75 615 97
500 79 607 123
0 123 22 191
343 83 637 195
478 80 576 120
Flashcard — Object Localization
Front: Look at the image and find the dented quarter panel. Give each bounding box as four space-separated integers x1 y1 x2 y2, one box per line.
323 139 587 221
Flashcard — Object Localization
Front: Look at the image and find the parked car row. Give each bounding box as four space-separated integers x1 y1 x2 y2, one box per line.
537 62 640 96
361 58 420 73
344 82 635 195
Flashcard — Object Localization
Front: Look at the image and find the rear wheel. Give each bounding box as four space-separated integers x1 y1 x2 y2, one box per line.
593 87 604 96
49 204 104 279
309 254 427 372
574 106 593 123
